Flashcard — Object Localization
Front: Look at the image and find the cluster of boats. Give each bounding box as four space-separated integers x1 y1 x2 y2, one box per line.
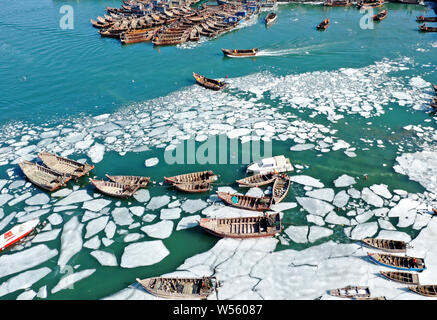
430 85 437 111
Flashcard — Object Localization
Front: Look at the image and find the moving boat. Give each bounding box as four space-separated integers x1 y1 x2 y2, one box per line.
19 161 71 191
199 213 281 238
265 12 277 26
38 151 94 179
105 174 150 187
271 175 290 204
247 155 293 175
317 18 330 30
236 173 277 187
328 286 371 299
164 170 218 184
193 72 227 91
90 179 141 198
379 271 419 284
367 253 426 272
416 16 437 22
418 24 437 32
136 276 219 299
173 182 212 193
1 218 44 252
373 10 388 21
361 238 407 253
217 192 272 211
222 48 259 57
408 285 437 297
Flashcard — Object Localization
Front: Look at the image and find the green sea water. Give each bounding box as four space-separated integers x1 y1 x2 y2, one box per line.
0 0 436 300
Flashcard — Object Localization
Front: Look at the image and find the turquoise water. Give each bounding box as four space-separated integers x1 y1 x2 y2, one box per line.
0 1 436 299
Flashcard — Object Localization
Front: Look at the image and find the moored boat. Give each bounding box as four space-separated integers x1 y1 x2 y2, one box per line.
222 48 258 57
356 0 384 9
236 173 277 187
198 213 281 238
324 0 351 6
193 72 227 91
408 285 437 297
38 151 94 178
173 182 212 193
271 174 290 204
217 192 272 211
367 253 426 272
19 161 71 191
1 218 43 252
105 174 150 187
418 24 437 32
361 238 407 253
317 18 330 30
265 12 277 26
90 179 141 198
379 271 419 284
416 16 437 22
373 10 388 21
328 286 371 299
434 84 437 94
164 170 218 184
247 155 293 175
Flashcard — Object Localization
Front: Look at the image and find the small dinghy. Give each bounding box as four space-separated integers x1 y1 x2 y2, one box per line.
265 12 277 26
199 213 281 238
222 48 259 57
164 170 218 184
247 155 293 175
328 286 371 299
217 192 272 211
271 174 290 204
105 174 150 187
19 161 71 191
90 179 141 198
317 18 330 30
173 182 212 193
1 218 44 252
38 151 94 178
380 271 419 284
408 285 437 297
136 276 219 299
367 253 426 272
361 238 407 253
373 10 388 21
193 72 227 91
236 173 277 187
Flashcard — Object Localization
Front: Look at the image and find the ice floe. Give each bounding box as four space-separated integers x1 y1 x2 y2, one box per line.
290 175 324 188
90 250 117 266
296 197 334 216
58 216 83 267
333 175 356 188
181 199 208 213
176 215 201 231
146 195 170 210
305 188 334 202
82 199 111 212
141 220 173 239
85 216 109 239
51 269 96 294
0 267 50 298
120 240 169 268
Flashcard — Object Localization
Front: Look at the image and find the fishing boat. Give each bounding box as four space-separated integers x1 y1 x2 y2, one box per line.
356 0 384 9
120 29 157 44
1 218 43 252
324 0 351 6
361 238 407 253
19 161 71 191
199 213 281 238
222 48 259 57
434 84 437 94
418 24 437 32
90 179 141 198
328 286 371 299
136 276 219 299
355 296 386 300
105 174 150 187
236 173 277 187
164 170 218 184
265 12 277 26
217 192 272 211
192 72 227 91
416 16 437 22
247 155 293 175
38 151 94 179
367 253 426 272
408 285 437 297
271 175 290 204
373 10 388 21
379 271 419 284
317 18 330 30
173 182 212 193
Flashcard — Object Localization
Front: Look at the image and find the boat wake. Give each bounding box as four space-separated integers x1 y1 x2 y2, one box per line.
256 44 328 57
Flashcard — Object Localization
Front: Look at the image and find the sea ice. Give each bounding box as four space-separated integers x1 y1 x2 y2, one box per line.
90 250 117 266
305 188 334 202
133 189 150 203
146 195 170 210
350 222 378 240
181 199 208 213
270 202 297 212
0 267 51 298
51 269 96 294
290 144 315 151
296 197 334 217
284 226 308 244
308 226 334 243
290 175 324 188
160 208 181 220
333 175 356 188
87 143 105 163
120 240 169 268
141 220 173 239
176 215 201 231
112 208 134 226
369 184 392 199
82 199 111 212
54 190 92 206
32 229 61 243
361 188 384 207
25 193 50 206
84 236 101 250
47 213 63 225
85 216 109 239
332 191 350 208
145 157 159 167
58 216 83 267
129 206 145 217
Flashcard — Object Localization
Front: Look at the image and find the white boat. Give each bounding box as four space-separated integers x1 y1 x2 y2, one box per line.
0 218 40 252
247 155 294 175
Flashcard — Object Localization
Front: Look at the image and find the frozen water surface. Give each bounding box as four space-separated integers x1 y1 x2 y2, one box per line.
121 241 169 268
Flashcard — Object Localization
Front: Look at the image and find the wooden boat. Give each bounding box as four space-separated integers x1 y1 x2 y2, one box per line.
361 238 407 253
328 286 371 299
19 161 71 191
90 179 141 198
217 192 271 211
271 175 290 204
317 18 330 30
90 19 111 29
120 29 156 44
222 48 258 57
173 182 211 193
199 213 281 238
408 285 437 297
418 24 437 32
355 296 386 300
1 218 42 252
193 72 227 91
105 174 150 187
136 276 218 299
265 12 277 26
416 16 437 22
367 253 426 272
434 84 437 94
164 170 218 184
324 0 351 6
373 10 388 21
356 0 384 8
38 151 94 178
380 271 419 284
236 173 277 187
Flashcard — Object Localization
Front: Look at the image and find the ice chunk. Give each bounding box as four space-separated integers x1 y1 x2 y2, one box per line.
0 194 13 206
82 199 111 212
350 222 378 240
120 240 169 268
146 195 170 210
270 202 297 212
141 220 173 239
142 214 156 223
47 213 63 225
388 198 419 228
133 189 150 203
308 226 333 243
290 175 324 188
51 269 96 294
124 233 143 242
378 219 396 230
85 216 109 239
8 192 32 206
129 206 145 217
305 188 334 202
290 144 315 151
176 215 201 231
25 193 50 206
112 208 134 226
104 221 116 239
16 290 36 300
332 191 350 208
246 187 264 198
181 199 207 213
355 210 374 224
84 236 101 250
307 214 325 226
284 226 308 243
296 197 334 217
361 188 384 207
37 286 47 299
324 211 350 226
32 229 61 243
51 189 72 198
376 230 411 243
0 267 51 298
333 175 356 188
369 184 392 199
87 143 105 163
90 250 118 266
160 208 181 220
145 157 159 167
54 190 92 206
58 216 83 267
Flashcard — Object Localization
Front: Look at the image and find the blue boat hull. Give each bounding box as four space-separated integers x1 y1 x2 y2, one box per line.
368 255 425 272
